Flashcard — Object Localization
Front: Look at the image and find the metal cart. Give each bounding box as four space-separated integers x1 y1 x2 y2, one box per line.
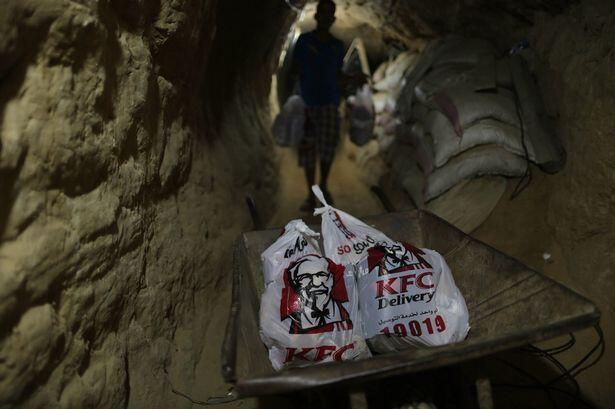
221 210 600 405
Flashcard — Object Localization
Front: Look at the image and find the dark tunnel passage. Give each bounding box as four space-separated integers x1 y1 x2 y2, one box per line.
0 0 613 408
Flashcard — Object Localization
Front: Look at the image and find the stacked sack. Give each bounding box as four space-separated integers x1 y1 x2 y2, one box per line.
372 51 419 151
386 36 539 207
259 189 470 370
347 51 419 186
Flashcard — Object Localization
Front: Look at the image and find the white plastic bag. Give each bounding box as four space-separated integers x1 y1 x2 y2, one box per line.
272 95 306 147
259 220 369 370
312 186 469 352
260 219 321 286
373 51 418 93
356 243 470 353
348 85 375 147
312 185 395 266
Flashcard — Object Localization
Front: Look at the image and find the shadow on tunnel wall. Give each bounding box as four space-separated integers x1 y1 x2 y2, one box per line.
201 0 294 136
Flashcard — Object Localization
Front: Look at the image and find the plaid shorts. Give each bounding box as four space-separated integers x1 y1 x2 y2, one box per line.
298 104 341 168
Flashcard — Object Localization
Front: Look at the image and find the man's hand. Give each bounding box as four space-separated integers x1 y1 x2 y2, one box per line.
339 71 369 97
339 72 368 88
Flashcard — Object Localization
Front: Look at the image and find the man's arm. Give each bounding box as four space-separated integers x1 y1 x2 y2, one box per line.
337 40 368 96
288 55 301 93
287 35 305 95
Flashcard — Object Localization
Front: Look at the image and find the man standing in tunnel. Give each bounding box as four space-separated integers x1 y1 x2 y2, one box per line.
291 0 347 211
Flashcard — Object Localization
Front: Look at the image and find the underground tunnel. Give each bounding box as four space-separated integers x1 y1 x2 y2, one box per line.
0 0 613 408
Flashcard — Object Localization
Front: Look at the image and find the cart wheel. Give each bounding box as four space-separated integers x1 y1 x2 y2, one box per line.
476 378 494 409
349 390 369 409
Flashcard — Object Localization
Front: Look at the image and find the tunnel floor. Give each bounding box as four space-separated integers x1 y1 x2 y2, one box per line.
267 139 385 228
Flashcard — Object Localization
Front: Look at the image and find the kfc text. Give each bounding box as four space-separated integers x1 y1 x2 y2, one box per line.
283 343 355 363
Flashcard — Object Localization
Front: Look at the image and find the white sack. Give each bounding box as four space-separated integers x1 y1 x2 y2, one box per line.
424 112 535 167
425 145 527 201
374 51 418 93
422 86 520 133
373 59 390 83
395 122 435 174
373 92 396 114
414 57 496 102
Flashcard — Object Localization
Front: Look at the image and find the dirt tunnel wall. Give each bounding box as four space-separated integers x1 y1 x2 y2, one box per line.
0 0 290 407
0 0 613 408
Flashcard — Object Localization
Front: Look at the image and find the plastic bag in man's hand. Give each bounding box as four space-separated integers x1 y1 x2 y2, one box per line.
259 220 369 370
347 84 375 147
272 95 306 147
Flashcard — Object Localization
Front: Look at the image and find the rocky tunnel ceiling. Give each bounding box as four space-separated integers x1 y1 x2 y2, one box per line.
289 0 571 48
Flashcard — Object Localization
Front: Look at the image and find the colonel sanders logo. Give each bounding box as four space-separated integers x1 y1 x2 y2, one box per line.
368 243 432 276
280 254 353 334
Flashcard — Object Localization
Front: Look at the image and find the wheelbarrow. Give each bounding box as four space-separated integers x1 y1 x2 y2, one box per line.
220 209 600 403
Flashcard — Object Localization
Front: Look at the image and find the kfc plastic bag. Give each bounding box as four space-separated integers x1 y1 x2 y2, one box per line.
272 95 306 147
356 243 470 353
261 219 321 286
259 220 370 370
311 186 469 352
312 185 396 266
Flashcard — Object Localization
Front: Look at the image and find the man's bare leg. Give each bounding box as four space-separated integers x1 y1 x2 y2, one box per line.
300 165 316 211
320 160 334 204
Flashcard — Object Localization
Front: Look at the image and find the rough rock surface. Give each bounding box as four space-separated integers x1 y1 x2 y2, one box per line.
530 1 614 405
0 0 288 407
463 3 614 406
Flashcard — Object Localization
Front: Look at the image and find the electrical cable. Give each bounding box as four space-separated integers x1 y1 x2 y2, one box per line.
493 358 596 409
547 325 605 385
570 325 605 377
570 337 605 379
170 388 211 406
525 325 603 407
532 349 582 409
162 367 238 406
495 358 558 409
494 324 604 408
520 333 576 356
509 57 532 200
